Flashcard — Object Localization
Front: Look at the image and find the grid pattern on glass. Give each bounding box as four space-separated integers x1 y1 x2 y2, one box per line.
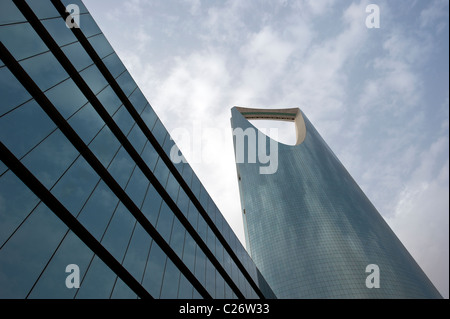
231 107 442 299
0 0 276 299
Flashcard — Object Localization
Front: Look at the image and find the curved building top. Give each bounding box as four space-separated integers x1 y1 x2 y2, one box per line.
234 106 306 145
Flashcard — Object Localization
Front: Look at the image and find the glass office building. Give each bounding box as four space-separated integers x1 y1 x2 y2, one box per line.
0 0 276 299
231 106 442 299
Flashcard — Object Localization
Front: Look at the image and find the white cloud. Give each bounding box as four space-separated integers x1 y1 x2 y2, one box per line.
304 0 334 16
420 0 449 31
184 0 201 15
387 135 449 298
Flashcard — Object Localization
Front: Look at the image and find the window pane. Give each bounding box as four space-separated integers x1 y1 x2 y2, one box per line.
102 53 126 79
68 103 105 144
191 173 201 198
0 66 32 117
223 249 233 281
88 125 121 168
100 203 136 262
194 248 206 287
181 163 193 188
0 203 68 298
176 188 189 217
197 214 207 243
125 166 149 208
128 89 148 115
163 135 183 172
225 282 234 299
0 170 39 247
0 100 56 159
160 259 180 299
79 63 108 95
21 129 79 190
169 217 185 259
155 202 175 243
27 231 94 299
88 33 113 59
0 0 26 24
61 41 94 72
142 243 165 298
187 201 199 230
110 277 137 299
107 146 135 189
199 186 209 215
215 238 224 266
231 263 239 290
206 226 215 256
207 197 217 225
153 157 170 187
112 103 135 135
205 259 216 298
140 140 159 172
215 270 225 299
42 18 77 47
116 70 136 97
77 181 119 241
78 14 101 38
51 156 99 216
122 224 152 282
75 255 116 298
25 0 60 19
127 124 147 155
151 118 168 146
165 172 180 203
96 85 122 116
140 104 157 130
0 24 47 61
45 78 88 120
20 51 68 92
61 0 89 14
193 289 203 299
178 274 194 299
182 232 196 274
140 184 163 226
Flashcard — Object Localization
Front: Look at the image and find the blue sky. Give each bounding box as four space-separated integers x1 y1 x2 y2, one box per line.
83 0 449 298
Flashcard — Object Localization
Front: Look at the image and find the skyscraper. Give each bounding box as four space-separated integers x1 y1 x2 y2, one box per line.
231 106 442 299
0 0 275 299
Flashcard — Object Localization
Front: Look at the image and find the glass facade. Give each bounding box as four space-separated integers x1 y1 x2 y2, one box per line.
0 0 275 299
231 106 443 299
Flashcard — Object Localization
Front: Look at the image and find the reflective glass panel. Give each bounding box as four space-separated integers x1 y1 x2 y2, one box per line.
0 66 32 116
0 170 39 247
0 203 68 298
27 231 94 298
141 243 165 298
21 129 79 190
0 100 57 159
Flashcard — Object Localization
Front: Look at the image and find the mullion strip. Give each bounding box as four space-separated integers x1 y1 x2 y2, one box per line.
0 140 152 299
0 38 211 300
50 0 264 299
